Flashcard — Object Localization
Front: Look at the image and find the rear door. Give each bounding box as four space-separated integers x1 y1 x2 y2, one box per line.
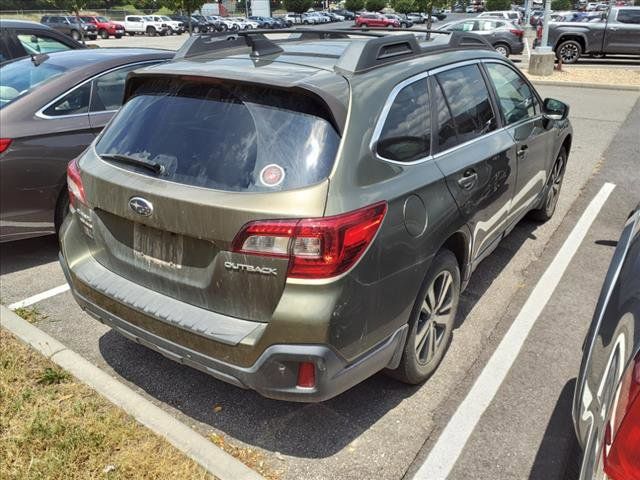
483 61 554 224
430 63 517 262
604 9 640 54
79 76 344 322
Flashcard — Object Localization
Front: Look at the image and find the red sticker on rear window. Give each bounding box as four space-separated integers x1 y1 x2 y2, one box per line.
260 164 285 187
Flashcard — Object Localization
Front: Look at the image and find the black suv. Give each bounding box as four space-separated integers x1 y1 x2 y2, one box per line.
60 29 572 402
41 15 98 41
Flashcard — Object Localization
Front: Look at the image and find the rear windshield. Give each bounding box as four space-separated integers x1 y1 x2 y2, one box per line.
0 58 68 109
94 79 340 192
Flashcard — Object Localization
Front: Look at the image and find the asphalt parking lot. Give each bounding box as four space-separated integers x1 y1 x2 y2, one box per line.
2 82 638 480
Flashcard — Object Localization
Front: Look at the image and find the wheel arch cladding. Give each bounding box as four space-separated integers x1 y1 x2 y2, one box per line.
442 230 469 281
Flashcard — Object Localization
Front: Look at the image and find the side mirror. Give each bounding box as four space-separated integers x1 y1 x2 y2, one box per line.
542 98 569 121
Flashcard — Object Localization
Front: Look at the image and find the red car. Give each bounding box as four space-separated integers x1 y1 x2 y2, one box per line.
79 15 124 39
355 13 400 28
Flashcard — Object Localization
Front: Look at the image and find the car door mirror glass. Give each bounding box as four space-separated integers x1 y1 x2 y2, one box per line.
543 98 569 121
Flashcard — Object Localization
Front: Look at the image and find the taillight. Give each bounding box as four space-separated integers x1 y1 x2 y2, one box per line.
66 158 86 208
510 28 524 38
603 353 640 480
0 138 12 154
232 202 387 279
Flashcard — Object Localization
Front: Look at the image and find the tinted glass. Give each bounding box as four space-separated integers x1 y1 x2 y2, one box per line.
95 80 340 192
377 77 431 162
17 33 72 55
433 80 459 153
91 63 152 113
485 63 537 124
436 65 496 146
0 58 68 109
43 82 91 116
617 9 640 24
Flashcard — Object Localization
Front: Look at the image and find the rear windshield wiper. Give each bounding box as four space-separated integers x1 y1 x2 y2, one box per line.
100 154 165 175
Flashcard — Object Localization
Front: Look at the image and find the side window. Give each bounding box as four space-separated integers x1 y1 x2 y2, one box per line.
478 20 498 30
485 63 537 125
617 9 640 24
433 80 459 153
435 64 497 147
42 82 91 117
376 77 431 162
17 33 72 55
90 63 148 112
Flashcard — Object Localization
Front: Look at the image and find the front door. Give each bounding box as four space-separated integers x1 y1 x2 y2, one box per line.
483 61 555 223
431 63 517 262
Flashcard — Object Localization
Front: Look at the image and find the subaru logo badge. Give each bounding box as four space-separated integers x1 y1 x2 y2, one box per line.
129 197 153 217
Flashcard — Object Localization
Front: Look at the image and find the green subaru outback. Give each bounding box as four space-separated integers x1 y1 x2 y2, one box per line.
60 29 572 401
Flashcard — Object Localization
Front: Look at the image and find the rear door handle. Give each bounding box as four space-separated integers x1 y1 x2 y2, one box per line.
517 144 529 160
457 169 478 190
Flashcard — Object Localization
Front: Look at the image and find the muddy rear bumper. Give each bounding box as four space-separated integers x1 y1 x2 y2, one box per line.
59 249 408 402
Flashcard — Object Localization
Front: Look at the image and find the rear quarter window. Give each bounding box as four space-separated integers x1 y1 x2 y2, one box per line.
95 79 340 192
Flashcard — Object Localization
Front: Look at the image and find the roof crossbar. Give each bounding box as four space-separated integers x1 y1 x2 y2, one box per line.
173 28 494 73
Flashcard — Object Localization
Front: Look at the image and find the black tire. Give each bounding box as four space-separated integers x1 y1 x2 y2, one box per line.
530 147 567 222
54 190 70 239
128 31 135 36
99 29 109 39
71 30 80 41
387 249 460 384
146 26 156 36
115 33 123 39
494 42 510 57
556 40 582 64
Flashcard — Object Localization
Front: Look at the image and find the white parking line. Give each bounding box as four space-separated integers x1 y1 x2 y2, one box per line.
413 182 616 480
8 284 70 310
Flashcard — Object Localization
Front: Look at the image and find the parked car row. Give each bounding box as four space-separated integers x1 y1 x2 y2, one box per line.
437 17 525 57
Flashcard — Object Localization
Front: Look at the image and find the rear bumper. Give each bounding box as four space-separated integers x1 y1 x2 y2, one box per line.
59 246 408 402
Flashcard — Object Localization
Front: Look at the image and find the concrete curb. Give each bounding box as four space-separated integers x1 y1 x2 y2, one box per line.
527 79 640 91
0 305 264 480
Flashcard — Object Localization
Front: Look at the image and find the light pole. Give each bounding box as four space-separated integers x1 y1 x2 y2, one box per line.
536 0 552 52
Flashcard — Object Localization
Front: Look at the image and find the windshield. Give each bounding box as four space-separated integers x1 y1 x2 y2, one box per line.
0 58 68 109
95 79 340 192
97 16 109 22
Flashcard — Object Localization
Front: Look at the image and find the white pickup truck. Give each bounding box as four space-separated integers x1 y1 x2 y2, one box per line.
115 15 169 36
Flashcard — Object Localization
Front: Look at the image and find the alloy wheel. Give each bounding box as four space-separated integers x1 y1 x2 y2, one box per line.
560 43 579 63
545 155 564 214
415 271 454 365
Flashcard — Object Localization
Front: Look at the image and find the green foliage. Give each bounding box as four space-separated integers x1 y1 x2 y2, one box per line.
485 0 510 10
162 0 205 15
37 367 71 386
344 0 364 11
391 0 415 13
119 2 141 13
283 0 313 13
47 0 88 14
365 0 386 10
551 0 571 9
153 5 174 14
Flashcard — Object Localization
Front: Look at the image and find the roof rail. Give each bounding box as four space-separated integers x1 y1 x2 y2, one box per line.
173 28 494 74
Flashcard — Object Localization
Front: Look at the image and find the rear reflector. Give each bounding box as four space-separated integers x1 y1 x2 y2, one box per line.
603 353 640 480
0 138 12 154
297 362 316 388
232 202 387 279
67 158 87 208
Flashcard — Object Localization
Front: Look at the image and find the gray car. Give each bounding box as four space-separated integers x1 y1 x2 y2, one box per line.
438 18 525 56
0 48 172 242
570 204 640 479
59 29 572 402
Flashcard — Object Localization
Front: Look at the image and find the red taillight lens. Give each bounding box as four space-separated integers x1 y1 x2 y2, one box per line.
232 202 387 280
510 28 524 38
604 353 640 480
66 158 87 208
0 138 12 154
297 362 316 388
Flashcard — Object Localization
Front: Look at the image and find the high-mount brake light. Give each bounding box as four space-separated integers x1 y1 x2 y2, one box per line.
232 202 387 279
67 158 87 208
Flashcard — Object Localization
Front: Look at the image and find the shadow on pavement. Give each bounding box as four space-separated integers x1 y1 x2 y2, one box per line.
99 218 541 459
529 378 577 480
0 235 59 275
